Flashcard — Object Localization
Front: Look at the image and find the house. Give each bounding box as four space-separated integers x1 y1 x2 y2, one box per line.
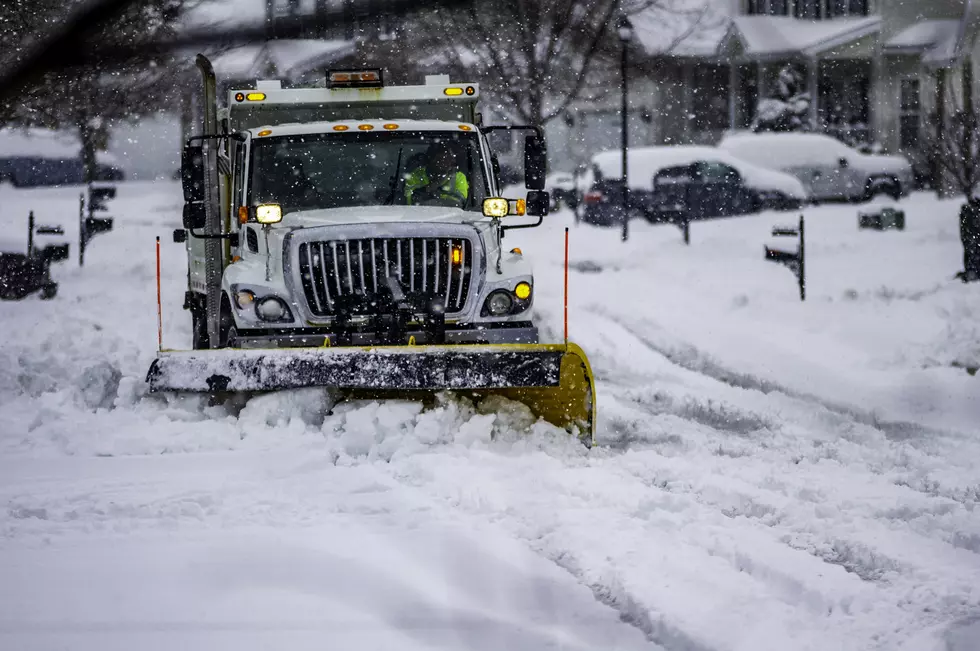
554 0 980 186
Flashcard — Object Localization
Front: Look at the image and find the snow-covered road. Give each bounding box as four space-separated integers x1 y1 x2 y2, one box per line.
1 181 978 650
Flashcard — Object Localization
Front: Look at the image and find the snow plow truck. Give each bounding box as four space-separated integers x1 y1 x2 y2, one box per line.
147 57 596 444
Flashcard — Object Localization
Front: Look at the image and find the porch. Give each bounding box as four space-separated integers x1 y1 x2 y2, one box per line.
656 14 882 147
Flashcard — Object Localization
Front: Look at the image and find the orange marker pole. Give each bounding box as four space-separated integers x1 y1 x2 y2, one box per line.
155 236 163 351
563 227 569 345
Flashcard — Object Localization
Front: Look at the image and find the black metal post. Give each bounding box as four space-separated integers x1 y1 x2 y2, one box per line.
798 215 805 301
27 211 34 257
79 192 86 266
620 37 629 242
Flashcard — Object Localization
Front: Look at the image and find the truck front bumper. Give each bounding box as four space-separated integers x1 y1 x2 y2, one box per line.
232 324 539 349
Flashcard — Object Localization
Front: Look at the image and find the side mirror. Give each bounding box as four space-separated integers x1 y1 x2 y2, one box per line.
839 157 850 169
181 144 206 203
524 135 546 190
183 202 207 230
526 190 550 217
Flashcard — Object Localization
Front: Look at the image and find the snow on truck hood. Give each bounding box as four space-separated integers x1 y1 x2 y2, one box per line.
279 205 486 228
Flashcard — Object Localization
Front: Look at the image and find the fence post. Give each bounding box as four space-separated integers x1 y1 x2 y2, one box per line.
798 215 805 301
27 211 34 257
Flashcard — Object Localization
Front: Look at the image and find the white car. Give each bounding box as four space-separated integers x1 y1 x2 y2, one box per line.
718 132 915 203
580 146 807 225
545 171 577 209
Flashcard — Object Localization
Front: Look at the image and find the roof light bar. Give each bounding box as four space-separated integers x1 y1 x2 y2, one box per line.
327 68 384 89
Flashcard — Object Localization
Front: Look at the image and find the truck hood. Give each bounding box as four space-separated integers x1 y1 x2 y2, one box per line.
280 205 487 228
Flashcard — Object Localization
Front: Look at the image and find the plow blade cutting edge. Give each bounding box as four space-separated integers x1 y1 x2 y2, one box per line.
146 343 596 444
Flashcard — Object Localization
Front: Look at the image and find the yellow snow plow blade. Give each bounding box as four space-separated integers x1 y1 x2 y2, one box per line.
146 343 596 444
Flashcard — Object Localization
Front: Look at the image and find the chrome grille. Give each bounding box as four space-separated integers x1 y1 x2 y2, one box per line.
298 237 473 317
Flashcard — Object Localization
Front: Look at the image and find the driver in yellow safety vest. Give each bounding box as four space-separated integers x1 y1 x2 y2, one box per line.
404 142 469 207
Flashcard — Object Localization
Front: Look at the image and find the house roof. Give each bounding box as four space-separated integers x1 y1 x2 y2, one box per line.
885 20 961 52
730 15 881 58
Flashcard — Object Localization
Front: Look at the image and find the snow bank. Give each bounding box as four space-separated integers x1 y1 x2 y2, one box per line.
590 145 807 198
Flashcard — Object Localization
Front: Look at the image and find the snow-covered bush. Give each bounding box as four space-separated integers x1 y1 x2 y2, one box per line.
751 65 811 133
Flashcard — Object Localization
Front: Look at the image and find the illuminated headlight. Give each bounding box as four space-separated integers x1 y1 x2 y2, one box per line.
234 290 255 309
256 296 290 322
485 291 513 316
255 204 282 224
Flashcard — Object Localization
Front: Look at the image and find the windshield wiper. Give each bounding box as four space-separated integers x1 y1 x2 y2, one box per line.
385 147 404 206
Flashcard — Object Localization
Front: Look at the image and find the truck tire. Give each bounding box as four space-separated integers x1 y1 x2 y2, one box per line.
191 309 209 350
218 295 236 348
40 283 57 300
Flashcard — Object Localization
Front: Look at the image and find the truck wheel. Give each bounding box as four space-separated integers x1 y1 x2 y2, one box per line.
40 283 57 300
191 309 210 349
218 296 237 348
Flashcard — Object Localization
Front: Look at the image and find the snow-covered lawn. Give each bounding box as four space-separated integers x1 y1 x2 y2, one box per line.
1 181 978 650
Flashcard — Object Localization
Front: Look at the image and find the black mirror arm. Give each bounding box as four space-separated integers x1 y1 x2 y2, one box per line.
188 228 239 246
500 215 543 235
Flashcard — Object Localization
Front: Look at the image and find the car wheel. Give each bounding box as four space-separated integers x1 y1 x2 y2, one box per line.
864 176 900 202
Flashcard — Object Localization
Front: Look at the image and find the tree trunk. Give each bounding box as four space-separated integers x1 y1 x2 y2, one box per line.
962 200 980 281
77 116 98 186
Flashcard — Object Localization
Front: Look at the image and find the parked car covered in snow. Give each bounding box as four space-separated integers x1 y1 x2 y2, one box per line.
718 132 914 203
545 171 577 210
580 145 807 226
0 128 124 187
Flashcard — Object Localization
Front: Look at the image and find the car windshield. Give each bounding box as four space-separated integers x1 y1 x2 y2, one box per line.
248 130 488 214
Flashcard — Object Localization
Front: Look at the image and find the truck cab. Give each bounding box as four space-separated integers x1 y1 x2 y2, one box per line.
179 68 550 350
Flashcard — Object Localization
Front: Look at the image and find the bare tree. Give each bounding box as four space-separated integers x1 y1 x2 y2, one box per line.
0 0 203 183
407 0 711 126
925 64 980 281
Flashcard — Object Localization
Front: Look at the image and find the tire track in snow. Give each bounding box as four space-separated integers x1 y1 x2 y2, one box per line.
589 308 980 508
593 308 967 445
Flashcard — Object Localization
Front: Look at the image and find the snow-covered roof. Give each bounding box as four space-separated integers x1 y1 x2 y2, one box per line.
0 128 118 165
212 40 355 81
885 20 961 51
731 15 881 58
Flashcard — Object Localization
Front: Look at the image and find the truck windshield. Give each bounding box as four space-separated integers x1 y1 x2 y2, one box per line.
248 131 488 214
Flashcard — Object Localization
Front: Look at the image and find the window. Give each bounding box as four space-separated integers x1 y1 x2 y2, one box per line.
698 161 740 184
249 131 489 213
794 0 819 19
900 78 921 149
747 0 789 15
825 0 868 17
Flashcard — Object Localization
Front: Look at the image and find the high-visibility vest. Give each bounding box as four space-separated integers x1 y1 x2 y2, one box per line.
404 168 469 205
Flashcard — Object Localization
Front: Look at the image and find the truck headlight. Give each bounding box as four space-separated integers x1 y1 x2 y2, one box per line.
234 290 255 309
256 204 283 224
256 296 291 322
485 291 513 316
